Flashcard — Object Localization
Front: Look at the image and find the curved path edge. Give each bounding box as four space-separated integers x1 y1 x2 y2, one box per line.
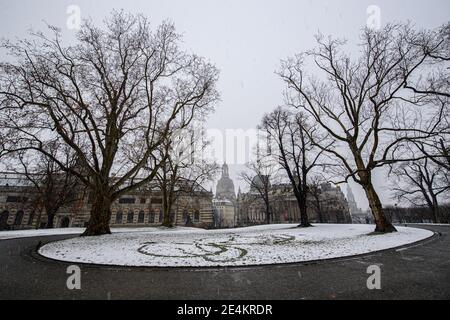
31 227 439 271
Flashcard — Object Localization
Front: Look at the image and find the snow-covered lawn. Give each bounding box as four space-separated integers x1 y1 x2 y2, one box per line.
0 226 198 240
37 224 433 267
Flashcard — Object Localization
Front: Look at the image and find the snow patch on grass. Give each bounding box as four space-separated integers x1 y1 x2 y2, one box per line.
38 224 433 267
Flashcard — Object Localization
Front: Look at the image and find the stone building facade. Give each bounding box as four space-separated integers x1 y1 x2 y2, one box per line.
0 172 214 230
212 198 236 228
237 181 352 226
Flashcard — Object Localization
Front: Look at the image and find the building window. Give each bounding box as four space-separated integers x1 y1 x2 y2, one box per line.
140 198 146 204
183 210 188 223
138 211 145 223
149 210 155 223
151 198 162 204
28 212 35 225
115 211 123 224
119 198 136 204
6 196 28 203
127 211 134 224
60 216 70 228
158 209 163 223
14 210 24 226
194 210 200 222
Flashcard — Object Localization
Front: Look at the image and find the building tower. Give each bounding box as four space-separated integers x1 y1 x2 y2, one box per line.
215 163 236 201
213 163 237 228
346 186 359 215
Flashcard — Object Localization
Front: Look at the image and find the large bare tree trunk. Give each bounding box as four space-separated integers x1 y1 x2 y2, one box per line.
432 207 439 224
431 197 440 224
298 199 311 227
362 182 397 233
265 201 271 224
46 211 56 229
161 190 174 228
295 189 311 228
82 194 112 236
162 207 173 227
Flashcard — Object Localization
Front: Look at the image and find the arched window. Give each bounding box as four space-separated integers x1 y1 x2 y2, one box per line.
115 211 123 224
149 210 155 223
28 212 35 226
14 210 24 226
0 210 10 229
127 211 134 224
138 211 145 223
60 217 70 228
194 210 200 222
183 210 188 223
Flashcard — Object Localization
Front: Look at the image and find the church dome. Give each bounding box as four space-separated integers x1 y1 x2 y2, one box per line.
250 175 270 192
215 163 236 201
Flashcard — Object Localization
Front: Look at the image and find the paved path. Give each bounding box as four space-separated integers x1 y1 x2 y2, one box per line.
0 225 448 300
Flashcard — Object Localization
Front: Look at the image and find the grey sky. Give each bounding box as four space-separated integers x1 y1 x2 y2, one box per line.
1 0 449 209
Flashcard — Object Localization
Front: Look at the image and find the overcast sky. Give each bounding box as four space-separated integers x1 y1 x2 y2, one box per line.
1 0 449 209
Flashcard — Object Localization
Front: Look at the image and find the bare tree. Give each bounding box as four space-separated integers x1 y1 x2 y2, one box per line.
414 137 450 172
408 98 450 172
261 107 330 227
0 11 219 236
308 175 328 224
240 157 278 224
391 33 450 222
9 145 83 228
391 150 450 224
153 127 219 227
278 23 448 233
